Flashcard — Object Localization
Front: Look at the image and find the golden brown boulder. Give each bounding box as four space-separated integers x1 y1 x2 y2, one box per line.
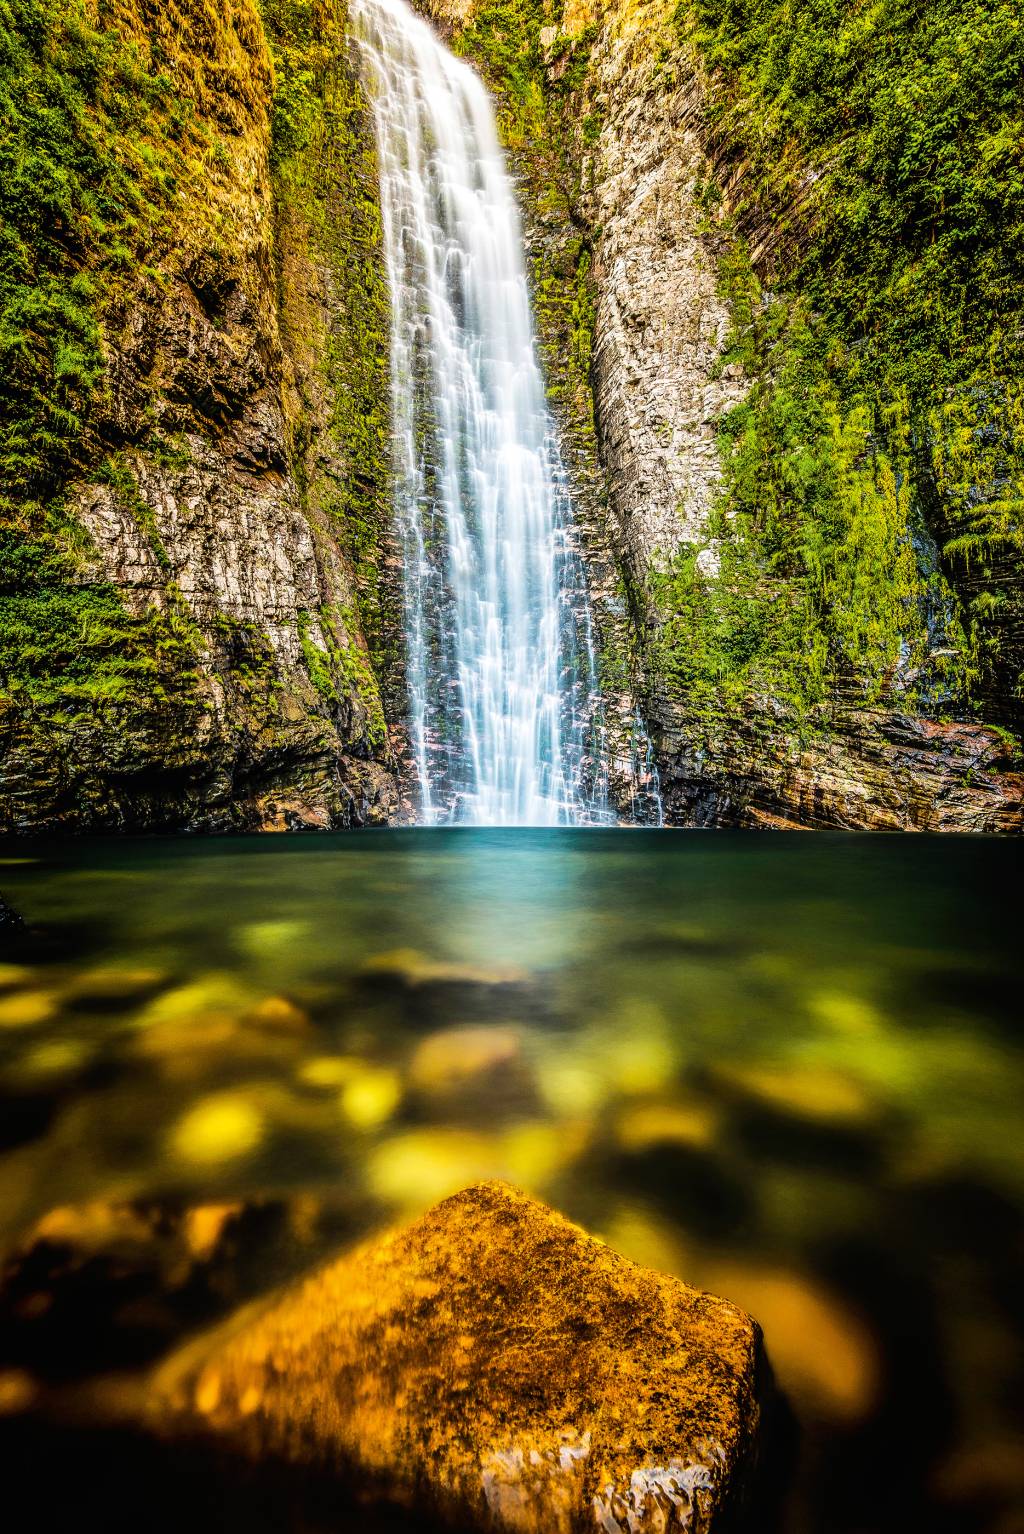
147 1182 764 1532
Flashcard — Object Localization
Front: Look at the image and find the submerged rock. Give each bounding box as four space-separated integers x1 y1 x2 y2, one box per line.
409 1024 523 1095
0 1193 370 1381
356 949 539 1023
146 1181 765 1531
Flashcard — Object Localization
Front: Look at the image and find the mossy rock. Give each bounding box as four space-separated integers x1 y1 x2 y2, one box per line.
146 1181 767 1531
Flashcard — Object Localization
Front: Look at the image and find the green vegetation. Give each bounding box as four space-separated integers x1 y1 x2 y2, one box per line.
0 509 201 717
0 0 258 500
0 0 263 726
264 0 398 702
653 241 976 727
96 454 171 571
298 602 387 750
663 0 1024 729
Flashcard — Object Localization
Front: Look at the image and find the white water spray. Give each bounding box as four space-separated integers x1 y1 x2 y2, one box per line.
351 0 610 825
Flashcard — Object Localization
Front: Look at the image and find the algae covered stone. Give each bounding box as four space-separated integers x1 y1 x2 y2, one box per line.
149 1181 765 1531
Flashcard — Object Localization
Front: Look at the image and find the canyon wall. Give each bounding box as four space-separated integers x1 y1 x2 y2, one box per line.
0 0 401 831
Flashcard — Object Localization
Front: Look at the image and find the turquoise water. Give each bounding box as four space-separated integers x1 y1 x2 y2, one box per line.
0 830 1021 1532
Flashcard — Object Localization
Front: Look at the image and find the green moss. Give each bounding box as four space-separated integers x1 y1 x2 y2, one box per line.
0 506 201 720
298 602 387 751
653 235 978 732
264 0 397 689
96 453 171 571
0 0 266 732
674 0 1024 728
0 0 254 501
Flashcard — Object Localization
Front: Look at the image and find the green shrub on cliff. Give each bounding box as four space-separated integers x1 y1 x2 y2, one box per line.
0 0 227 717
688 0 1023 406
263 0 397 693
671 0 1024 727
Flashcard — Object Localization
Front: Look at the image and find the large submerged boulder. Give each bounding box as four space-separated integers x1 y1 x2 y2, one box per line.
147 1181 765 1532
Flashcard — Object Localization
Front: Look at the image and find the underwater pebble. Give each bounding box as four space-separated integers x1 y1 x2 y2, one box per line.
338 1066 402 1129
169 1094 265 1166
613 1100 719 1153
236 921 309 958
369 1128 501 1208
139 974 256 1028
703 1261 880 1423
809 989 884 1036
16 1039 92 1082
0 989 58 1029
64 967 168 1004
500 1119 590 1188
0 964 34 993
247 995 311 1033
537 1059 605 1117
409 1025 522 1094
0 1370 37 1415
296 1056 364 1090
602 1031 678 1096
710 1061 874 1125
369 1119 589 1210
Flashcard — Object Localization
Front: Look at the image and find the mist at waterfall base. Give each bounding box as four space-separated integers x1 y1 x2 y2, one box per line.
352 0 615 827
2 832 1023 1532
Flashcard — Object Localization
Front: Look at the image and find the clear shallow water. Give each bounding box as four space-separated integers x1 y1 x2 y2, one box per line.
0 830 1022 1532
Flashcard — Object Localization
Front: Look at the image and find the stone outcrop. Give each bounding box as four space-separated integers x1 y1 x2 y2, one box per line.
145 1182 765 1531
579 2 746 592
657 700 1024 831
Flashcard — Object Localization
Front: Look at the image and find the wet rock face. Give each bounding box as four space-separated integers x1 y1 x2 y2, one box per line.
656 703 1024 831
149 1182 766 1532
438 0 1022 832
570 1 1022 832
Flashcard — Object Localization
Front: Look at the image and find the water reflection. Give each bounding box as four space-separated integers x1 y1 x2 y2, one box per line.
0 829 1021 1533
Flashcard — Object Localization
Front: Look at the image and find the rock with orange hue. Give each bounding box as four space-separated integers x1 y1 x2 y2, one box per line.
245 995 311 1034
146 1182 765 1532
0 1194 361 1380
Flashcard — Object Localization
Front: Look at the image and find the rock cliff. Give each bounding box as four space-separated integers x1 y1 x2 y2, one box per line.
0 0 401 831
2 0 1021 830
438 0 1024 830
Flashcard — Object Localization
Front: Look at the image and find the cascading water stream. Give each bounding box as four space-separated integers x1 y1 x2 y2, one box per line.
352 0 611 826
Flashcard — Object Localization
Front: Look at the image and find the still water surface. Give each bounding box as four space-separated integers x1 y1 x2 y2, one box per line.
0 831 1021 1532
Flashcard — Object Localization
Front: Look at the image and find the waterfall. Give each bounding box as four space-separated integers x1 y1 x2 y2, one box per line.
351 0 610 826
